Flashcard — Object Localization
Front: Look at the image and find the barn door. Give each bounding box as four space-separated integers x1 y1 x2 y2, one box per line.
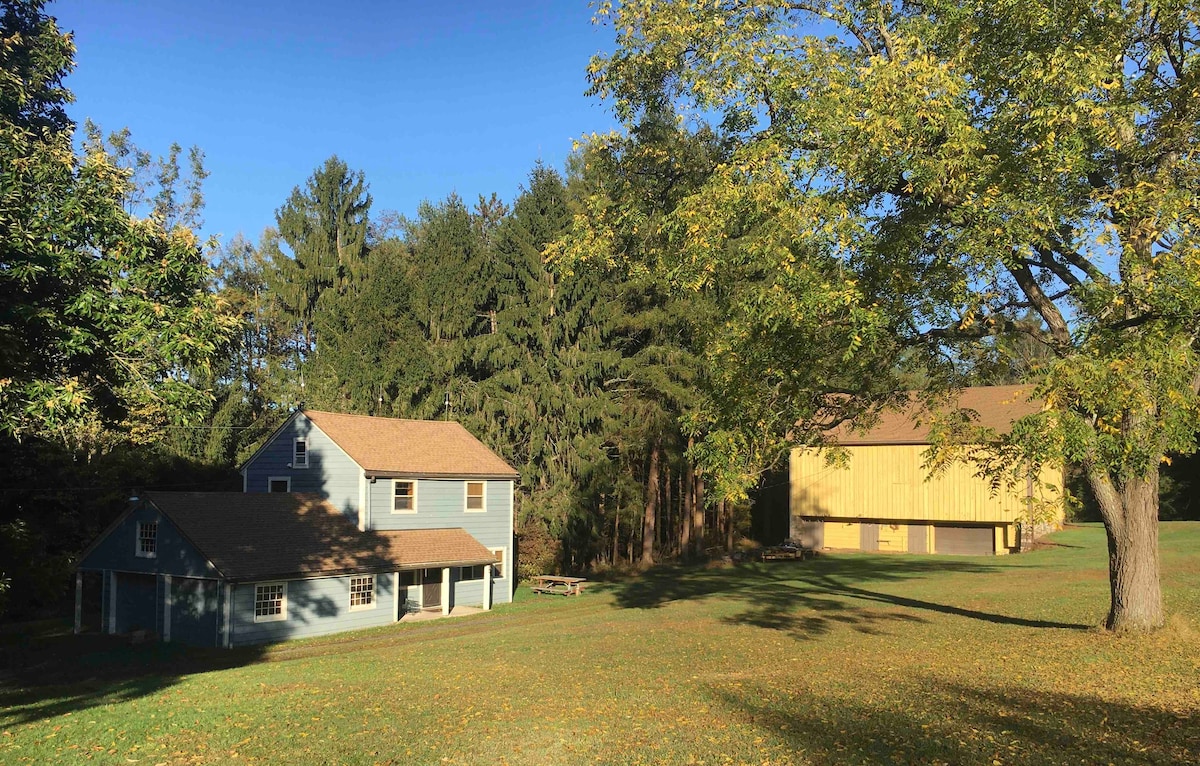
860 523 880 552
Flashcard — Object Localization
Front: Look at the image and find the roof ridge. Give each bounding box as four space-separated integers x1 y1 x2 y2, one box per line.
304 409 467 427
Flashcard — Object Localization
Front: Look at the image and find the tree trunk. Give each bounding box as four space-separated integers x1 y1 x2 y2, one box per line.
693 473 706 556
723 499 733 552
681 446 694 555
641 442 660 566
1088 465 1164 632
664 464 672 556
613 501 620 565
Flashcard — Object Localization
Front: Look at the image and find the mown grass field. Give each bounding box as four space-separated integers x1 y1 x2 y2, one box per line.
2 523 1198 765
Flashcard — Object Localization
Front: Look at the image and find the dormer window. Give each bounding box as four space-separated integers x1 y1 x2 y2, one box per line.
293 438 308 468
136 521 157 558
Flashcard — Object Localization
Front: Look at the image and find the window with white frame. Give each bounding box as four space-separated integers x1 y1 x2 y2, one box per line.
254 583 287 622
349 575 375 610
293 437 308 468
465 481 485 511
268 477 291 493
393 480 416 513
490 547 506 579
136 521 157 558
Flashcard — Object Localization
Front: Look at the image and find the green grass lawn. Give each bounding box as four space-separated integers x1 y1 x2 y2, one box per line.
3 523 1198 765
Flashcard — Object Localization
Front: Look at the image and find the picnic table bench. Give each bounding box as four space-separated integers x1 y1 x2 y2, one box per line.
530 575 586 596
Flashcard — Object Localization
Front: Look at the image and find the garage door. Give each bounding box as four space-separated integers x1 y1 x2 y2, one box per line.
823 522 861 550
907 524 930 553
935 526 994 555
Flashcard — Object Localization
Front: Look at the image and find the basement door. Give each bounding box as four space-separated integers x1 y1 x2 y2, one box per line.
421 569 442 609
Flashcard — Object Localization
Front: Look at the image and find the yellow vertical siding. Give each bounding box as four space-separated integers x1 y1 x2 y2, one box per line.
823 522 861 549
790 445 1063 524
876 523 908 552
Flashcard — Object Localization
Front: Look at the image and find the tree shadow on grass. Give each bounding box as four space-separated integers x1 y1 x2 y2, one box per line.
597 554 1091 640
717 678 1199 765
0 621 267 728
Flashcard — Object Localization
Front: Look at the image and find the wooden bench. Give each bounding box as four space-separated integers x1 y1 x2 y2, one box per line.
530 575 586 596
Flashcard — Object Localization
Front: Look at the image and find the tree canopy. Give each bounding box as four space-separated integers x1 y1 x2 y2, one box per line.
585 0 1200 630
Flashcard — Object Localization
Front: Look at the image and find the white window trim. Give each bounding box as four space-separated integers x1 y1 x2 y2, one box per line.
349 575 376 611
267 476 291 493
391 479 417 514
465 480 486 513
292 437 309 469
253 582 287 623
490 547 507 580
135 521 157 559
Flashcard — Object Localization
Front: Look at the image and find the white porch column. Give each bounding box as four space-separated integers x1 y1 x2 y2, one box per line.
442 567 451 616
162 575 172 643
392 571 401 621
73 572 83 635
108 571 118 634
482 564 492 611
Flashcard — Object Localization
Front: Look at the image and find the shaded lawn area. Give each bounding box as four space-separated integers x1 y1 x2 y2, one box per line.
2 523 1198 765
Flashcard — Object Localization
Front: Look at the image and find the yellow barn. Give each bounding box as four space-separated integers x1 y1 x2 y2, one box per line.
789 385 1064 556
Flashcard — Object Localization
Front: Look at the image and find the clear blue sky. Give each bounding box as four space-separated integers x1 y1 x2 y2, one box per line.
53 0 617 246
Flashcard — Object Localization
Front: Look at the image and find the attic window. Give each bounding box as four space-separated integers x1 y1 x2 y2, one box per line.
293 438 308 468
136 522 157 558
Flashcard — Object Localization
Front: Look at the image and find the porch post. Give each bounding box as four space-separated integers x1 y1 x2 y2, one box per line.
73 571 83 635
442 567 451 616
162 575 172 642
108 571 118 634
392 571 401 621
482 564 492 611
222 583 233 648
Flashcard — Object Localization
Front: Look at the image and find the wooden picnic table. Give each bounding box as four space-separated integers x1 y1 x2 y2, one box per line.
530 575 587 596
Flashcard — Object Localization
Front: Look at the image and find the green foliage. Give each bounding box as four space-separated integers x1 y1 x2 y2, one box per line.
0 0 234 441
265 155 371 375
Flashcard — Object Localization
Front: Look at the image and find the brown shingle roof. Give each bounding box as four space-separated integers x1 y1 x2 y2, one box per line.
831 385 1043 446
145 492 495 581
303 410 518 479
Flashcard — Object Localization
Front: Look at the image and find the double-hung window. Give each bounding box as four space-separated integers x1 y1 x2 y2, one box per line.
293 437 308 468
254 583 287 622
490 547 506 580
136 521 157 558
465 481 485 512
393 480 416 513
349 575 375 610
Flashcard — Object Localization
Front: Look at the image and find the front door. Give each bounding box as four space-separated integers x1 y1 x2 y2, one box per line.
421 569 441 609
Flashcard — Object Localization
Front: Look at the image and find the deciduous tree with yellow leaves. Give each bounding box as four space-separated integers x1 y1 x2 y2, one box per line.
584 0 1200 631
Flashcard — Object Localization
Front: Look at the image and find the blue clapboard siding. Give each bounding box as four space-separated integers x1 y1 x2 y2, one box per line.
243 413 363 521
114 572 158 634
171 577 220 647
228 572 400 646
367 479 513 603
80 503 217 579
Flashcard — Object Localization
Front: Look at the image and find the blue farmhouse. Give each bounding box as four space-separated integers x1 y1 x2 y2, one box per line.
76 410 518 647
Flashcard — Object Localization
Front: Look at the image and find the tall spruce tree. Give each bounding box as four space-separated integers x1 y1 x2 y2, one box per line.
266 156 371 385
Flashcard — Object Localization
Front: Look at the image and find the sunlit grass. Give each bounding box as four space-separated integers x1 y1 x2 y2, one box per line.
2 522 1198 765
